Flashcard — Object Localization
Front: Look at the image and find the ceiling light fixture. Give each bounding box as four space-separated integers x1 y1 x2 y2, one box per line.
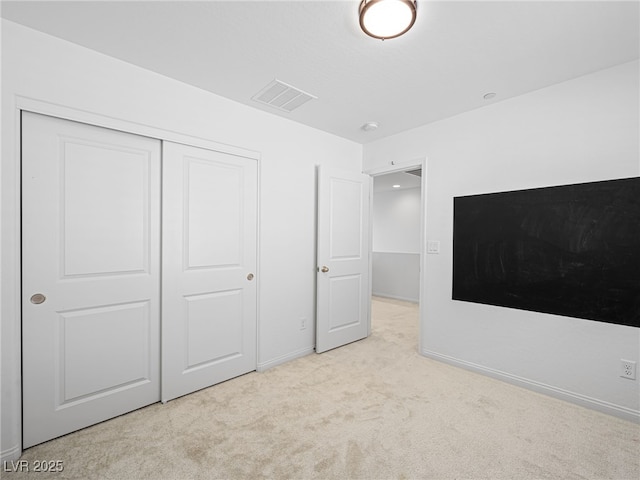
392 184 401 188
359 0 417 40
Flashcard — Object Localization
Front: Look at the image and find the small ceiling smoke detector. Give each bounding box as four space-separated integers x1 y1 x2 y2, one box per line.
252 79 317 112
362 121 379 132
359 0 417 40
483 92 497 100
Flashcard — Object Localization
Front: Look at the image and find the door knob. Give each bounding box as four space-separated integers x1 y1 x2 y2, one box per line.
30 293 46 304
320 266 329 273
247 273 254 281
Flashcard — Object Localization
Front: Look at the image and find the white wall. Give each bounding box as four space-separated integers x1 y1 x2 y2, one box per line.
373 187 421 253
372 187 421 301
364 60 640 420
1 20 362 459
372 252 419 303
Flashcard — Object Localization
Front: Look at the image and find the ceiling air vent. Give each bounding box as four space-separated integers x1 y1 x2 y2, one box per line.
405 168 422 177
252 79 317 113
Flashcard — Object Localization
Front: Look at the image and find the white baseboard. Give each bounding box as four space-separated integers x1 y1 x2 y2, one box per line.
422 349 640 424
1 443 22 462
372 292 419 303
257 346 315 372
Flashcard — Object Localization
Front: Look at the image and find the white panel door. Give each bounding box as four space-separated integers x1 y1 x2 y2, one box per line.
22 112 161 448
316 166 371 353
162 142 257 402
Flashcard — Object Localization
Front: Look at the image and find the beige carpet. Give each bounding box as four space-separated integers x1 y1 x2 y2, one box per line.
6 297 639 480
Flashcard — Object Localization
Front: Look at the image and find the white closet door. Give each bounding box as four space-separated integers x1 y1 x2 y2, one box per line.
22 112 161 448
161 142 257 402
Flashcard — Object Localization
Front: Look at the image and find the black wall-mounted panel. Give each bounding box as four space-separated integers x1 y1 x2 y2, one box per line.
452 177 640 327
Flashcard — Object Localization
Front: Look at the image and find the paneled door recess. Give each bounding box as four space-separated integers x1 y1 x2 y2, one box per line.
316 166 371 353
161 142 257 402
22 113 259 447
22 112 162 448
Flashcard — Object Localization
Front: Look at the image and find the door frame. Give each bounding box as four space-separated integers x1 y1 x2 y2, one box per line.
4 97 261 459
364 157 427 353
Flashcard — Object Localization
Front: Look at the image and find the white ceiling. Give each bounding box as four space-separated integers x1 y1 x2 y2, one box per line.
373 170 422 192
2 1 638 144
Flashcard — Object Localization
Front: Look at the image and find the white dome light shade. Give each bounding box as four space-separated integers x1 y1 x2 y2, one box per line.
359 0 417 40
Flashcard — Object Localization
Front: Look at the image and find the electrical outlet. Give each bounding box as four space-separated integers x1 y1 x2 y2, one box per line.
300 317 307 330
620 359 637 380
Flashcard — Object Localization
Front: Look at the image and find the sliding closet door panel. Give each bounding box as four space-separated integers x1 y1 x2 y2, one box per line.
22 112 161 448
162 142 257 402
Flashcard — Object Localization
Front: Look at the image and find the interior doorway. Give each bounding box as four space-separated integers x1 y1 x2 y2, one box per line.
372 169 422 303
369 163 425 351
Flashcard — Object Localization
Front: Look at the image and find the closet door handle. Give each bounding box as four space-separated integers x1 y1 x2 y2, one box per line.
320 266 329 273
30 293 46 304
247 273 254 281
